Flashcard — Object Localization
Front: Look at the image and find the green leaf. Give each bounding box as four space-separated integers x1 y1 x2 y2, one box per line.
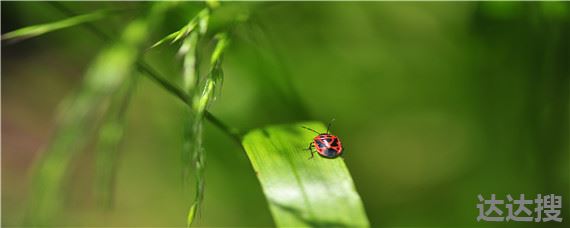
242 122 370 227
1 10 108 42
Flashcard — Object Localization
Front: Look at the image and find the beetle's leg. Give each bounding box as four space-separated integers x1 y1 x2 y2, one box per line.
306 142 313 151
306 142 316 159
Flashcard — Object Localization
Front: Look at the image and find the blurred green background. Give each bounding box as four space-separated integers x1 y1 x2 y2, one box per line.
2 1 569 227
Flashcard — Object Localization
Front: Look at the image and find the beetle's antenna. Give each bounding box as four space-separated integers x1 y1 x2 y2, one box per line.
326 118 336 134
301 126 320 134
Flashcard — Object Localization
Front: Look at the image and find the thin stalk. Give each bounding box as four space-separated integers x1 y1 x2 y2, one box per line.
48 2 241 142
136 62 190 102
138 62 242 142
204 111 241 143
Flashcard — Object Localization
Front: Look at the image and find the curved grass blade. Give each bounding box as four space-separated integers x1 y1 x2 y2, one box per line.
150 27 193 49
2 10 109 42
27 29 143 224
242 122 370 227
26 4 171 224
149 8 210 49
94 73 138 209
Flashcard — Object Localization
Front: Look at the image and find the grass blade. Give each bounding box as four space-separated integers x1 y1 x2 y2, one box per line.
27 23 145 224
2 10 108 42
94 73 137 209
25 3 173 223
149 8 209 49
242 122 370 227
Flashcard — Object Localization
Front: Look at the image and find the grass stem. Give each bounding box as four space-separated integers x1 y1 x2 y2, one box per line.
49 2 242 143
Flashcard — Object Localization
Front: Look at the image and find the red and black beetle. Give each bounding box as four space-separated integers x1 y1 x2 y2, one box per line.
302 121 343 159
